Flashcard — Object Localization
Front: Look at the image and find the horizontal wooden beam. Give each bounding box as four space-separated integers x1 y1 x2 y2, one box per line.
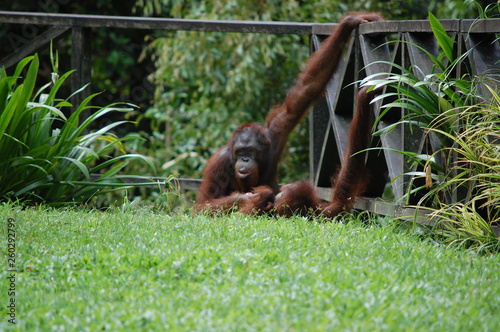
0 11 313 35
317 187 500 237
89 175 202 191
313 19 500 35
461 19 500 33
2 12 498 37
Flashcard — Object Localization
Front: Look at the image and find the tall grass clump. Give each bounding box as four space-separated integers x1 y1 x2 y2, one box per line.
423 90 500 252
0 54 156 205
362 13 500 251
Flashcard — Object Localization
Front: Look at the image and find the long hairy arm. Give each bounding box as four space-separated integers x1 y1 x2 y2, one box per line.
265 12 384 156
322 86 377 217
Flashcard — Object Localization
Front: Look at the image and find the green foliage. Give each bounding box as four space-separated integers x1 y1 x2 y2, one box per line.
135 0 483 21
3 204 500 330
362 13 500 250
474 0 500 18
423 91 500 252
135 0 327 182
91 30 142 101
0 54 156 205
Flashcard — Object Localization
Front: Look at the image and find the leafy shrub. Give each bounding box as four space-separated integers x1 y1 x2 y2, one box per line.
424 93 500 252
362 13 500 251
0 54 155 205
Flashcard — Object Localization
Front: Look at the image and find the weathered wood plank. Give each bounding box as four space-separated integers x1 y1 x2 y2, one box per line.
70 27 92 120
317 189 500 237
461 19 500 33
89 175 202 191
0 26 69 68
310 98 337 186
0 11 313 34
313 20 462 36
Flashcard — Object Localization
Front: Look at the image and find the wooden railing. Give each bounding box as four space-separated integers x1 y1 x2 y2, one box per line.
310 17 500 226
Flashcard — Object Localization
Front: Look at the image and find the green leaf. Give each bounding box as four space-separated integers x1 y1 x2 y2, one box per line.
18 54 39 111
13 176 53 196
27 102 67 120
0 54 157 205
0 86 23 139
429 12 455 62
54 156 91 180
0 78 8 111
11 55 34 83
45 70 75 106
90 154 155 175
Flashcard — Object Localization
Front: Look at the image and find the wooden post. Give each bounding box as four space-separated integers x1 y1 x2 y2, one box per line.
70 26 92 122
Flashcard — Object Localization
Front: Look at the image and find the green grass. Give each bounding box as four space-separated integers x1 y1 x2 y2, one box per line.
1 204 499 331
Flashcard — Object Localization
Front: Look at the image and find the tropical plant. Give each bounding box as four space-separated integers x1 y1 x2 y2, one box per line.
361 12 500 251
364 14 484 195
0 53 158 205
424 93 500 252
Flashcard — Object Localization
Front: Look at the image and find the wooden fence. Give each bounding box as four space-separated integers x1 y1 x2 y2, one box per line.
310 18 500 225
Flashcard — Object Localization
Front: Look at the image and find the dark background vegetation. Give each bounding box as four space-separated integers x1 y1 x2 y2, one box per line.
0 0 496 193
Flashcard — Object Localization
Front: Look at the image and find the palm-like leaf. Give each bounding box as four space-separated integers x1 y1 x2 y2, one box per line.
0 54 158 205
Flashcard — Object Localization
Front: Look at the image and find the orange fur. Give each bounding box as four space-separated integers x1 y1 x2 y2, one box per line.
195 12 384 215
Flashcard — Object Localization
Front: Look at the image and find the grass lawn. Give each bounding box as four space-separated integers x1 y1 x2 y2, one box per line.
1 204 499 331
